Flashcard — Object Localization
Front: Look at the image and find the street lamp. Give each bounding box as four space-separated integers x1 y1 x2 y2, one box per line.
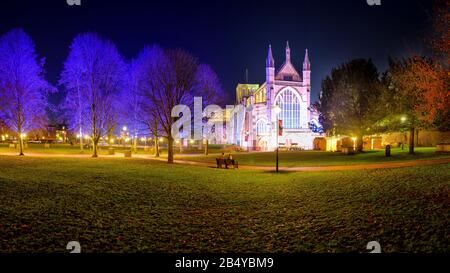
141 137 146 150
274 105 282 173
351 137 357 148
400 116 407 149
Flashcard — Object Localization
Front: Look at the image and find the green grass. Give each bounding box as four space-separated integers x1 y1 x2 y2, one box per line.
0 155 449 253
177 147 450 167
0 143 225 156
0 143 153 155
2 144 448 168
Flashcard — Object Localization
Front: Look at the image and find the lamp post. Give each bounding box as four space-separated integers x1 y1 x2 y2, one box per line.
401 116 407 150
274 105 281 173
141 137 147 151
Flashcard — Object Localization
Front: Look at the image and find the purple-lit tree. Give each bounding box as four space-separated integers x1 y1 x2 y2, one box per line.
131 46 165 157
0 29 53 156
60 33 125 157
117 60 146 152
136 45 224 163
193 64 225 155
59 44 89 152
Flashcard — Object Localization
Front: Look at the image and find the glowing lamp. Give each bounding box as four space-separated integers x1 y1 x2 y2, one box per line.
274 105 281 114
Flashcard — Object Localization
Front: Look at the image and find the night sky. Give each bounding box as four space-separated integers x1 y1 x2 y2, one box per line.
0 0 435 105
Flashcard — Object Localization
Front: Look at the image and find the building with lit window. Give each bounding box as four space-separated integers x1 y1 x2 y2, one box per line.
228 42 321 150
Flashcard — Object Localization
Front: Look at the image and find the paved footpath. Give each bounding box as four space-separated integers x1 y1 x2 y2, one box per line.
1 151 449 172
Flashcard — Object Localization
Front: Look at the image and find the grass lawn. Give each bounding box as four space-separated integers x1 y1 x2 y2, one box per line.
0 143 156 155
0 155 449 253
177 147 450 167
2 144 449 168
0 143 224 156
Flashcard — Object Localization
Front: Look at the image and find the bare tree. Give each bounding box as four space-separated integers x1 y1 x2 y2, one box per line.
135 45 224 163
0 29 53 156
60 33 125 157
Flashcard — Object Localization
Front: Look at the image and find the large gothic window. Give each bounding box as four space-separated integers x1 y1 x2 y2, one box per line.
256 119 269 135
275 88 301 129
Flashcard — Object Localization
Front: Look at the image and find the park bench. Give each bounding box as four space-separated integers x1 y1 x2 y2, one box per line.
436 143 450 153
216 158 239 169
278 143 288 151
289 143 299 150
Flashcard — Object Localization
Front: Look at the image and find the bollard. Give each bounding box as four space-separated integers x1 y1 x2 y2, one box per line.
385 145 391 157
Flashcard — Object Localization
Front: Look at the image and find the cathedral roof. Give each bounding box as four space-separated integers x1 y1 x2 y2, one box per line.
275 61 302 82
275 41 302 82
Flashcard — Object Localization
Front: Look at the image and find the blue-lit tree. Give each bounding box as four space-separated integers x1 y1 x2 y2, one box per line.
194 64 226 155
117 59 148 152
60 33 126 157
135 45 224 163
0 28 53 156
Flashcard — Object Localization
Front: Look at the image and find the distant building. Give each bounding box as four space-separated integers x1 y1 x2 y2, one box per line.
229 42 321 151
42 124 68 142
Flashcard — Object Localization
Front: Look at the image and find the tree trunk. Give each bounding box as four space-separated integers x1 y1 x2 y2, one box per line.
153 120 159 157
17 103 24 156
108 132 112 148
133 137 137 152
154 137 159 157
167 136 174 164
18 130 24 156
205 139 209 156
80 133 83 151
92 137 98 158
356 134 363 152
415 129 419 148
409 127 415 155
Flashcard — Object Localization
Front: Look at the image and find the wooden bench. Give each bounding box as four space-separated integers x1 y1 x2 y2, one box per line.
216 158 239 169
436 143 450 153
289 143 299 150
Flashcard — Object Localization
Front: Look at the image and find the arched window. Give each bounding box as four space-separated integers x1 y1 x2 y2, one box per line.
256 119 269 135
275 88 301 129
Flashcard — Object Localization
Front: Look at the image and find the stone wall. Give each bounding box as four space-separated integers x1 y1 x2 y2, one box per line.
381 130 450 147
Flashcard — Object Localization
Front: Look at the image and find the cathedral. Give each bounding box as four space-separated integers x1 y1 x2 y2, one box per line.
228 42 321 151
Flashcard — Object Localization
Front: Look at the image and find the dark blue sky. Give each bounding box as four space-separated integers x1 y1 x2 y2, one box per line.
0 0 435 104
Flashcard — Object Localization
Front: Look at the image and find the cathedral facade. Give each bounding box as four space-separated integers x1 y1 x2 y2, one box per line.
228 42 321 151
